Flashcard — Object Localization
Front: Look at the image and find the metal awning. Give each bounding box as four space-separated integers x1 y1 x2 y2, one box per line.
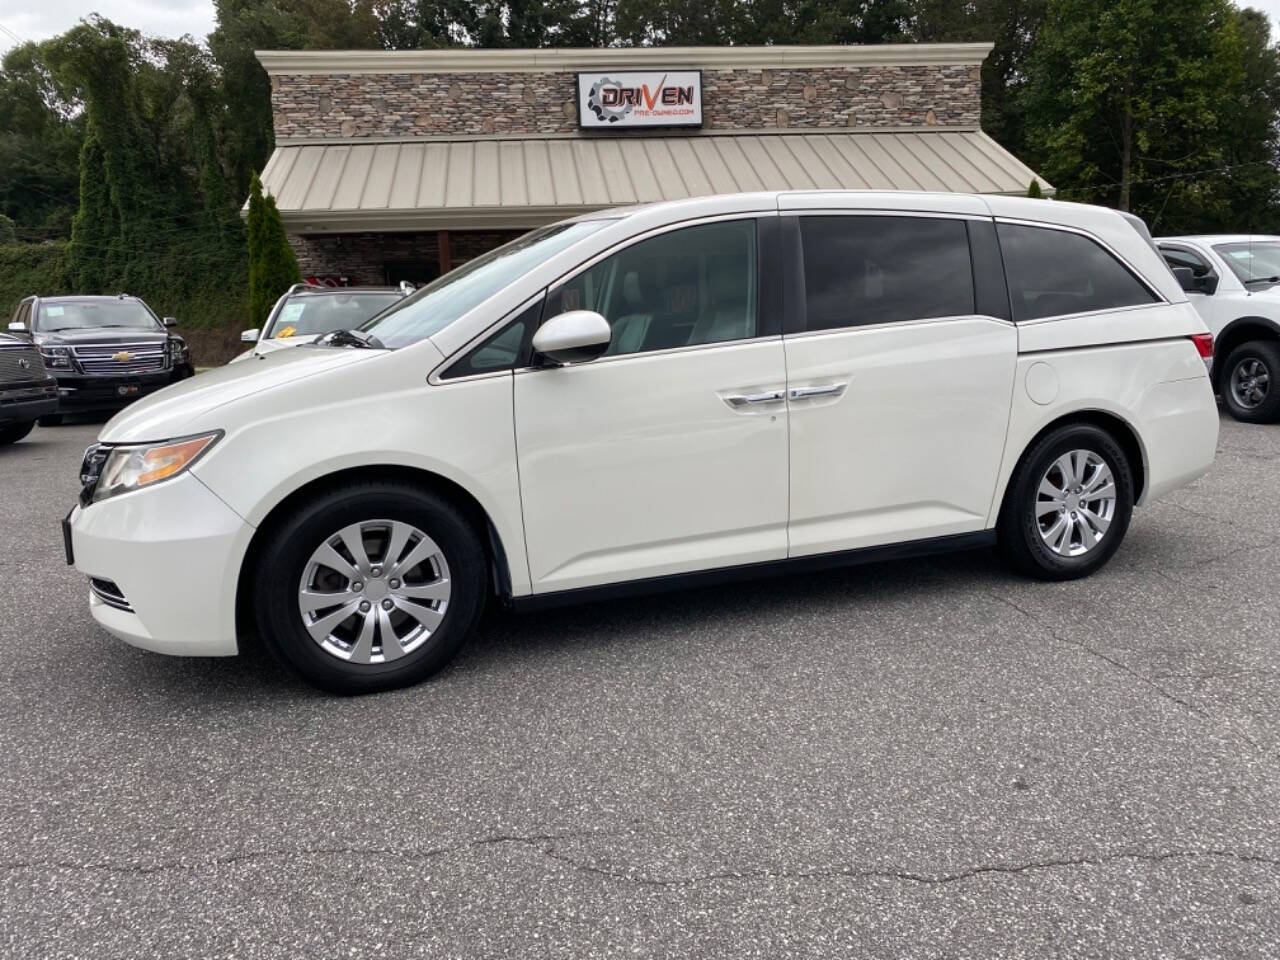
260 129 1051 232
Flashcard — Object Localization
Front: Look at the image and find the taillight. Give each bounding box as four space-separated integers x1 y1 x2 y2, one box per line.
1190 333 1214 359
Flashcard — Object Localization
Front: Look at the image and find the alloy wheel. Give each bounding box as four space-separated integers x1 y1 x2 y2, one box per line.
297 519 451 664
1035 450 1117 558
1230 357 1271 410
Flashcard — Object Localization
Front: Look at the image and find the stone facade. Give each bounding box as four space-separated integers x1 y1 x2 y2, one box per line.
291 230 523 285
269 64 981 140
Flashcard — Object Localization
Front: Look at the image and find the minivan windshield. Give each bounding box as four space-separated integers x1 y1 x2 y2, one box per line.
360 220 610 348
265 291 402 339
1213 241 1280 285
36 300 162 333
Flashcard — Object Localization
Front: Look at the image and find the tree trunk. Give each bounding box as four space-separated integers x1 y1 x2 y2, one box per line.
1119 111 1133 212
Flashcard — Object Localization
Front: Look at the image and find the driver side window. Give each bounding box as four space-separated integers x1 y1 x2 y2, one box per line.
544 219 758 358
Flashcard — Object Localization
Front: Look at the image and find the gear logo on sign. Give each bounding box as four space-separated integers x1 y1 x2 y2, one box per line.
587 77 631 124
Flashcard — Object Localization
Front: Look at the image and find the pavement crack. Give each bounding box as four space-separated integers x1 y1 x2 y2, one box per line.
0 830 597 877
536 849 1280 888
991 594 1264 752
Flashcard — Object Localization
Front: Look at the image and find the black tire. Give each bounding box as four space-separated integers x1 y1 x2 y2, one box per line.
997 423 1135 581
253 483 487 694
0 420 35 445
36 414 63 427
1219 340 1280 423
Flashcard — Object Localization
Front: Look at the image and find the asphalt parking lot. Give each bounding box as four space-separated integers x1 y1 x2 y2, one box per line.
1 413 1277 958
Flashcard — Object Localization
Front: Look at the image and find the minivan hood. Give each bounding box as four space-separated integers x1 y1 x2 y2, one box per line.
100 345 378 443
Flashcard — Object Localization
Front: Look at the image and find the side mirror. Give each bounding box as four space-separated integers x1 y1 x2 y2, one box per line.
7 321 26 332
241 328 260 343
1171 266 1198 292
532 310 612 365
1199 274 1219 295
163 316 177 327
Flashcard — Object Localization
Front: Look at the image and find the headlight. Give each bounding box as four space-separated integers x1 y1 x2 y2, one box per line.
167 339 189 362
40 345 71 369
91 432 222 502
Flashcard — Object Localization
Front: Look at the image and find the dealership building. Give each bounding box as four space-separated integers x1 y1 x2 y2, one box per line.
254 43 1050 286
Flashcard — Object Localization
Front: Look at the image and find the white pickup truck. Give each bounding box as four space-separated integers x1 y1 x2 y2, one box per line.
1156 235 1280 423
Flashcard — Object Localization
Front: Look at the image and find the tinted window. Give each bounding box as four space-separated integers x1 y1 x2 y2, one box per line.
441 303 538 379
799 216 974 331
544 219 757 357
1161 247 1213 278
998 224 1157 322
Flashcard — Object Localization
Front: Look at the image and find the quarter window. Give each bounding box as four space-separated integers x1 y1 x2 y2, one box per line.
799 216 975 331
999 224 1158 322
440 302 539 379
544 219 757 357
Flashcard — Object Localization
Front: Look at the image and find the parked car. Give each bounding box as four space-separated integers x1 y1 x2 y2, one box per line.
7 294 194 424
0 332 58 445
66 191 1218 694
1156 235 1280 423
234 283 411 361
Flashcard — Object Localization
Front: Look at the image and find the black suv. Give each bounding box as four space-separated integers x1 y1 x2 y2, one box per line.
0 332 58 445
7 294 194 424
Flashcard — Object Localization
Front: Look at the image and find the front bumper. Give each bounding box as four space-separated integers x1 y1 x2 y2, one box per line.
68 473 253 656
51 369 175 410
0 379 58 424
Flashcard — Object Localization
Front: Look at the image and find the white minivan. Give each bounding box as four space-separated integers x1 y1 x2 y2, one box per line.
66 192 1219 694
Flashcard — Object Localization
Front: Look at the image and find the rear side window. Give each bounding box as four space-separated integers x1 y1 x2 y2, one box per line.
799 216 974 331
998 224 1158 322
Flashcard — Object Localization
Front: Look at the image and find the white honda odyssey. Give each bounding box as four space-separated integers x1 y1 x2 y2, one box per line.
65 191 1220 694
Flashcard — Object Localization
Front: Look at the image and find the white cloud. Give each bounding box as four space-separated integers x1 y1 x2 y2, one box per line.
0 1 217 48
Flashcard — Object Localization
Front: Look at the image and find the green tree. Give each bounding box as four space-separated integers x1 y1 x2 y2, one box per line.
1027 178 1043 198
247 173 301 326
0 214 16 244
1022 0 1242 214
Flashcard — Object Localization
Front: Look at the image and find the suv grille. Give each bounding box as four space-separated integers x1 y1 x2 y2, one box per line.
72 342 167 375
0 342 47 384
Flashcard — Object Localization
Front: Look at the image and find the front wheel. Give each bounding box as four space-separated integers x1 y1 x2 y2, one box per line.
254 483 488 694
0 421 35 445
1219 340 1280 423
997 424 1135 581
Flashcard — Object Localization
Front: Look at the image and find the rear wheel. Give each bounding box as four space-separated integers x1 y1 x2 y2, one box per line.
1219 340 1280 423
254 483 487 694
0 421 34 445
998 423 1135 580
36 414 63 427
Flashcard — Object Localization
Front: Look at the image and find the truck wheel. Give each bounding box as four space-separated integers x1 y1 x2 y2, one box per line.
1220 340 1280 423
253 482 488 694
0 421 35 445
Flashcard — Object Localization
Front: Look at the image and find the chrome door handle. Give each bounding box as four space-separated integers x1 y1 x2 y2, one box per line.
789 382 847 400
723 390 785 407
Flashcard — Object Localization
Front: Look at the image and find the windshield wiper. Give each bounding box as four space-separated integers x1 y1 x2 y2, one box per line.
318 328 385 349
1244 276 1280 285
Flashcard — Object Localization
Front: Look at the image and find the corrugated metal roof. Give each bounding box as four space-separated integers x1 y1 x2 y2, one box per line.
261 130 1051 231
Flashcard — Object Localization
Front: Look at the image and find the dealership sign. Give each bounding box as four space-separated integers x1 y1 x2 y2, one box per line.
577 71 703 129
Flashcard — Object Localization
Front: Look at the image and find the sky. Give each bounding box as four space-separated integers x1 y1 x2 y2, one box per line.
1 0 1280 50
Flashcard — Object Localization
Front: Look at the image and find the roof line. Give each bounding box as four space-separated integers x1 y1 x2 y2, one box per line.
273 126 983 149
255 43 995 76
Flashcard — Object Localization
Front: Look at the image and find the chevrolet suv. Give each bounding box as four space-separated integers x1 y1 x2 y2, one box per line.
66 192 1219 694
8 294 194 424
